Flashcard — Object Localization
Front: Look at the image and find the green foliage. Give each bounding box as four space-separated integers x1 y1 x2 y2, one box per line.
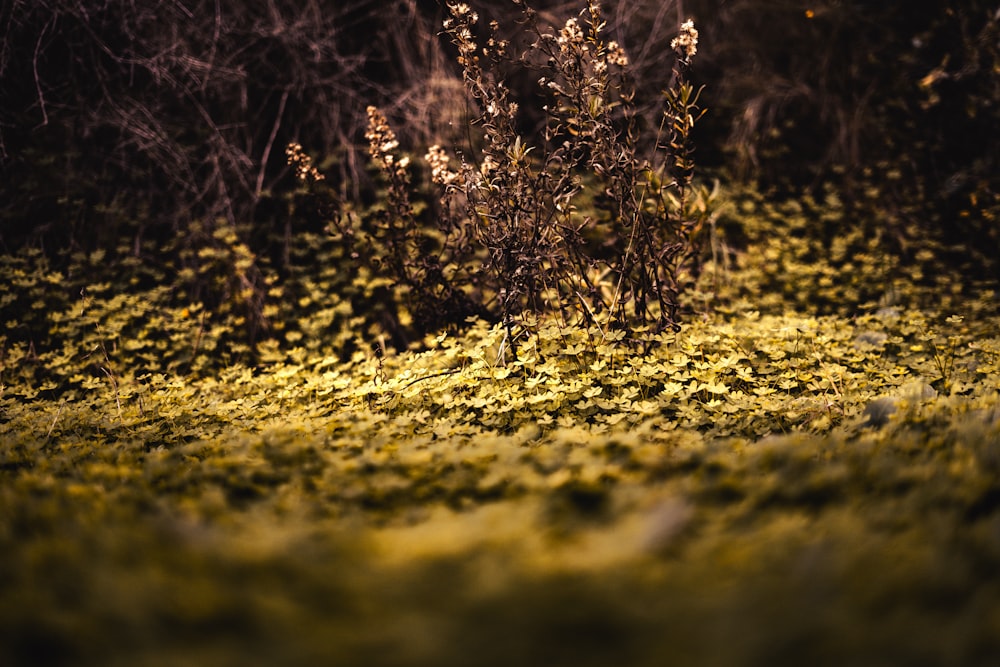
3 5 1000 657
0 212 405 395
3 159 1000 665
696 0 1000 279
0 0 465 355
696 185 999 318
3 299 1000 665
357 305 999 439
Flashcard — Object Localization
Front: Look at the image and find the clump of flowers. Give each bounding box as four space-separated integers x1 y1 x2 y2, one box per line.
557 17 585 52
425 144 462 187
285 142 324 183
671 19 698 61
606 41 628 67
365 106 410 180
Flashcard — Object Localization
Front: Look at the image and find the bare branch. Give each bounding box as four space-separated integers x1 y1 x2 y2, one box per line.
32 15 52 129
256 87 290 199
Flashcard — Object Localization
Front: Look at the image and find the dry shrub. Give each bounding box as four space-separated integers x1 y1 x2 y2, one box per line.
294 0 713 352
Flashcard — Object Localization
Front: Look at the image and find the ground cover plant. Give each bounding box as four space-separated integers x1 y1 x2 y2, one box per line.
3 296 1000 666
2 1 1000 666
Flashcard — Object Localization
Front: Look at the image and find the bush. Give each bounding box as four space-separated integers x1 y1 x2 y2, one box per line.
692 0 1000 279
293 0 714 352
0 0 455 354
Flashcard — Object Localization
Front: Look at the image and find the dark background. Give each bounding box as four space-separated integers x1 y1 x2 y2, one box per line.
1 0 997 342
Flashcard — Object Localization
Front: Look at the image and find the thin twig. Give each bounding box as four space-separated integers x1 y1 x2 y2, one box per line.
256 88 290 198
32 16 52 129
199 0 222 92
46 402 65 439
399 368 462 390
101 366 124 428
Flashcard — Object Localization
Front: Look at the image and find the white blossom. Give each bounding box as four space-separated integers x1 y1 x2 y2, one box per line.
671 19 698 60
